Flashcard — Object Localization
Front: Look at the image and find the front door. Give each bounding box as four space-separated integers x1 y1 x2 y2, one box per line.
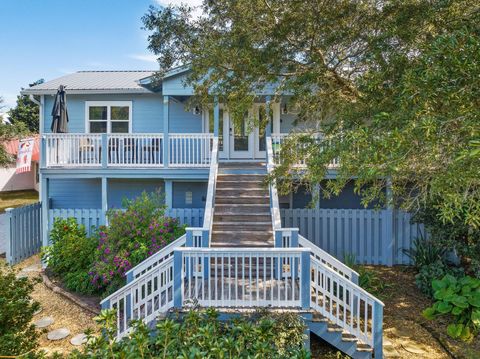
229 111 254 159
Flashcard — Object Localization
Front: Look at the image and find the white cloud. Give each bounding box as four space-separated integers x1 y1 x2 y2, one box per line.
129 54 159 63
1 93 18 111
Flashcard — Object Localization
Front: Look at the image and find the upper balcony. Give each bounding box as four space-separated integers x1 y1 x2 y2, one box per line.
43 133 214 169
42 132 339 170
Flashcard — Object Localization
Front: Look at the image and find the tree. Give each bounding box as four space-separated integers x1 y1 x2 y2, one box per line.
0 97 29 167
142 0 480 229
8 79 44 132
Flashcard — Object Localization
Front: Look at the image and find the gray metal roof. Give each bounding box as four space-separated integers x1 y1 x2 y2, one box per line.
22 71 157 95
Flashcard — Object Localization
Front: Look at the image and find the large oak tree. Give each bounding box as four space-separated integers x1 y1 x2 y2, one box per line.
143 0 480 229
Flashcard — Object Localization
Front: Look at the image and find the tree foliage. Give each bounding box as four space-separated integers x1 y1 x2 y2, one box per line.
0 264 40 356
8 79 44 132
0 97 30 167
143 0 480 228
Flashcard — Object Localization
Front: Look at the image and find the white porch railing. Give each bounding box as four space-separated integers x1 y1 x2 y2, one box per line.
43 133 215 168
271 133 339 168
44 133 102 167
177 247 308 308
169 133 214 167
107 134 164 167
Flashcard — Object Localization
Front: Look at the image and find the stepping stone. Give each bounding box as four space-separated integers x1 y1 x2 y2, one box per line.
34 316 54 328
22 264 41 272
401 342 427 354
47 328 70 341
70 333 87 346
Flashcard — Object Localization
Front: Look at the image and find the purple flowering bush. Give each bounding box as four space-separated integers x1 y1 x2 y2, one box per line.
90 191 185 295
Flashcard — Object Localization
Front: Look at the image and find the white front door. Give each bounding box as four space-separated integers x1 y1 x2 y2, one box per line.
229 111 254 159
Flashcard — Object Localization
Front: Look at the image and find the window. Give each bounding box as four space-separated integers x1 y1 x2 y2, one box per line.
185 191 193 205
207 108 224 151
86 101 131 133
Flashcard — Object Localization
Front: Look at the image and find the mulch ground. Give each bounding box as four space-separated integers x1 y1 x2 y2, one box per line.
14 256 98 356
311 265 480 359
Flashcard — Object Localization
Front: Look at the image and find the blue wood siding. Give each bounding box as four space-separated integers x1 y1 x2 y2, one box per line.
172 181 207 208
48 178 101 209
168 99 203 133
43 94 163 134
162 73 195 95
107 179 164 208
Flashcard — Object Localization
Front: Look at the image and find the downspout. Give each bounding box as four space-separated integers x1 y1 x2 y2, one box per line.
29 94 41 106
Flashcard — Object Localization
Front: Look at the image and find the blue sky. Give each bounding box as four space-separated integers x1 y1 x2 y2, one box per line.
0 0 200 110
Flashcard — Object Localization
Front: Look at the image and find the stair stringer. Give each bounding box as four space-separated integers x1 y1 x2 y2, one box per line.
308 317 373 359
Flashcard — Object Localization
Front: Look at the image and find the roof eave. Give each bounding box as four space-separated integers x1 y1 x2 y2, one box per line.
21 88 155 96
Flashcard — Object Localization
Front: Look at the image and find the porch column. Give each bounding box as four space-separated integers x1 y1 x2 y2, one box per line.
165 180 173 209
265 95 272 136
163 95 169 167
213 96 219 136
101 177 108 225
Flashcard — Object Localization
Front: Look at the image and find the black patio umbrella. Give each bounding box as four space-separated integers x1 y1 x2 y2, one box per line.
51 85 69 133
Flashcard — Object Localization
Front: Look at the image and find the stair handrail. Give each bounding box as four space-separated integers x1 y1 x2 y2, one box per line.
125 233 186 280
266 136 282 229
310 254 384 355
196 136 218 237
298 234 359 284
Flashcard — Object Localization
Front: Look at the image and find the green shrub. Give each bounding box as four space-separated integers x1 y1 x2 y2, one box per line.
415 260 464 297
413 200 480 277
344 253 390 299
42 217 97 294
90 191 186 295
73 308 309 358
0 264 40 356
404 236 447 270
423 274 480 341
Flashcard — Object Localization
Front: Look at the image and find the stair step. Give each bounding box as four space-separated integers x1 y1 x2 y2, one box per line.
216 189 268 196
327 324 344 333
214 214 271 222
341 333 358 342
213 223 272 231
216 181 264 189
217 174 265 181
215 204 270 214
219 162 266 168
211 229 273 247
216 196 269 205
355 343 373 352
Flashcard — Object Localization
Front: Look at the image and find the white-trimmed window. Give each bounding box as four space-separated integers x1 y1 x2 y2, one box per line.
86 101 132 133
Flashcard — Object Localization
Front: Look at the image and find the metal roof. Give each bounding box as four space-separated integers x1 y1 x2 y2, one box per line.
22 71 157 95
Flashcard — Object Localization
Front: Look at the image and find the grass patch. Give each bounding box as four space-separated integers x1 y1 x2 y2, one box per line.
0 190 38 213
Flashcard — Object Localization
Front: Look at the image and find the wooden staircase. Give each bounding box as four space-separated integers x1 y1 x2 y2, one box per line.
211 162 274 247
309 313 374 359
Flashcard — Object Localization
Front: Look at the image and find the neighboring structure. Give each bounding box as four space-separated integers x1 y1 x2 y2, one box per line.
0 136 39 192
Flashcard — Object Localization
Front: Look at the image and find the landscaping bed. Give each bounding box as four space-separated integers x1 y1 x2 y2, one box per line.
311 265 479 359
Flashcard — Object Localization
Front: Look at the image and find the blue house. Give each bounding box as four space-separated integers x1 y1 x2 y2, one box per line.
22 68 423 358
